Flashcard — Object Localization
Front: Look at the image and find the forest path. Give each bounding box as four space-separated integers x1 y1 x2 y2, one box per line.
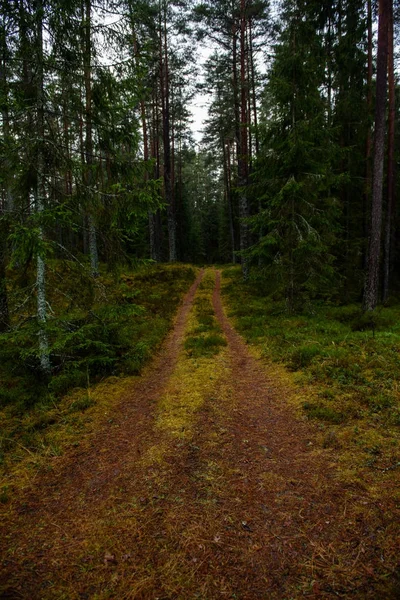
0 269 394 599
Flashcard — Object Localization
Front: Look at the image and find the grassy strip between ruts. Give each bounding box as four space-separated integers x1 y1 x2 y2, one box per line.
0 263 197 500
146 268 228 459
221 266 400 503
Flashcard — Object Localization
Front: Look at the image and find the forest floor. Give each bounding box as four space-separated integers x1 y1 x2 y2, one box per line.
1 268 399 599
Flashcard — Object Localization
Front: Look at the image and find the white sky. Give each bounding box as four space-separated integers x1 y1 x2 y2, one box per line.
189 96 209 143
188 44 213 143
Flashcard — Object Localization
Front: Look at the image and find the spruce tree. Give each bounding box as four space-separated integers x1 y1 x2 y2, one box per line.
251 0 339 308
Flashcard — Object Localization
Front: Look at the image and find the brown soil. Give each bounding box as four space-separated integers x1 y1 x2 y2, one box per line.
0 269 398 599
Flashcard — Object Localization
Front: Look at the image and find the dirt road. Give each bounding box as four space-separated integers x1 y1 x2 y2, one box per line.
0 269 397 599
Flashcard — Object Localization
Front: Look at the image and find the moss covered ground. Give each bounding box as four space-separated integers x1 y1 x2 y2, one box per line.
1 267 399 598
222 266 400 504
0 262 197 484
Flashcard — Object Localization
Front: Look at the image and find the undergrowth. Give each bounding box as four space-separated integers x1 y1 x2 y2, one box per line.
222 266 400 485
0 262 196 470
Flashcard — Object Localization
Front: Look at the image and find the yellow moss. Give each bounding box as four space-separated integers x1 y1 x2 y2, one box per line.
0 374 149 502
221 273 400 510
155 354 226 438
141 268 230 468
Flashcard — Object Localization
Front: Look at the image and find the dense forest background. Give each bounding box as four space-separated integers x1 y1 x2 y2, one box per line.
0 0 399 387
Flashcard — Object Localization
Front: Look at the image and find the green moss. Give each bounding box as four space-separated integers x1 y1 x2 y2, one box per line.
185 333 227 358
287 344 322 370
0 262 197 468
222 265 400 429
184 270 226 358
303 402 345 424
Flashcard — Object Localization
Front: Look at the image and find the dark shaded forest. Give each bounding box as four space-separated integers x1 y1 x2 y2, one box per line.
2 5 400 596
0 0 399 393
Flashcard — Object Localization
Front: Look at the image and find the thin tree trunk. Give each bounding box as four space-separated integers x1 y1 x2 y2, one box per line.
62 92 72 196
0 23 10 331
141 100 157 261
383 1 395 302
363 0 373 268
154 90 163 260
363 0 390 311
20 0 31 219
222 138 235 263
35 0 51 374
160 1 176 262
246 24 252 167
239 0 249 280
232 22 241 161
249 18 259 157
326 9 333 126
226 139 236 263
131 21 157 263
83 0 99 276
152 92 162 260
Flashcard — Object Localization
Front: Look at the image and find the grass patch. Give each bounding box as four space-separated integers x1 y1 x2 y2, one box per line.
0 262 197 473
222 265 400 489
184 332 227 358
222 266 400 427
184 270 227 358
142 267 229 461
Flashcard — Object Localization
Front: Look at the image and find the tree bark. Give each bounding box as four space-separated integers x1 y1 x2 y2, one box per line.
142 99 158 261
248 18 259 157
226 139 236 263
35 0 51 374
232 22 241 161
0 22 10 331
152 91 162 260
363 0 390 311
363 0 373 268
383 1 395 302
222 137 236 263
159 1 176 262
83 0 99 276
239 0 249 280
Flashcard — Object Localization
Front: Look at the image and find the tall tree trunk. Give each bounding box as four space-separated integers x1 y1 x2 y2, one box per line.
222 137 236 263
363 0 373 268
226 139 236 263
131 21 158 263
232 22 241 160
363 0 390 311
383 1 395 302
152 92 162 260
83 0 99 276
326 9 332 125
141 100 158 261
62 92 72 196
0 22 10 331
246 24 252 167
248 18 259 157
238 0 249 280
35 0 51 374
159 1 176 262
19 0 32 219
